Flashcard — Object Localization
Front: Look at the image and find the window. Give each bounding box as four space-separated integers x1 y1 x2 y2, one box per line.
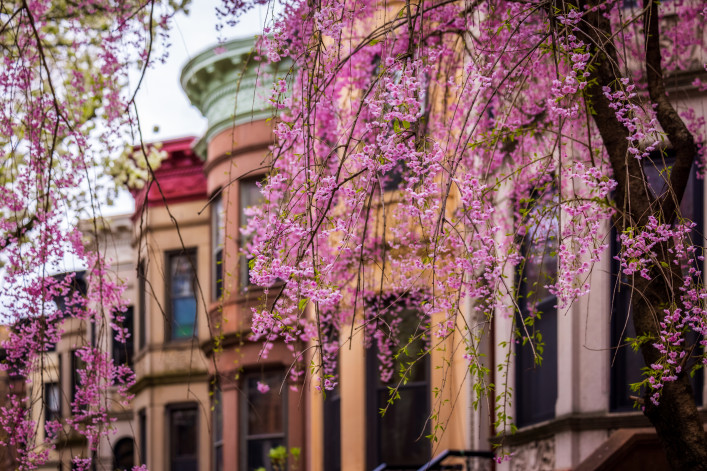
365 307 430 468
113 306 134 368
242 370 286 471
212 194 225 300
212 387 223 471
515 186 558 427
45 382 61 424
240 178 265 288
113 437 134 471
168 404 198 471
138 408 147 466
323 378 341 471
138 260 146 349
71 350 87 412
167 250 197 340
610 151 704 411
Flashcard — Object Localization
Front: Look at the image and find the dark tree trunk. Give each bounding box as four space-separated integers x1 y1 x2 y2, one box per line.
632 274 707 470
562 0 707 468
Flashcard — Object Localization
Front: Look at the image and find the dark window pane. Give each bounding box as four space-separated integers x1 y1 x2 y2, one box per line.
520 192 558 311
243 370 286 471
366 304 430 468
113 438 134 470
213 389 223 443
246 374 284 435
240 179 265 288
71 350 87 411
139 408 147 466
515 186 558 427
170 406 198 471
138 261 146 349
113 306 134 367
215 249 223 300
173 410 197 455
378 385 429 466
213 195 224 300
323 384 341 471
609 280 646 412
213 388 224 471
375 312 428 386
214 446 223 471
516 299 558 426
247 438 283 471
45 382 61 423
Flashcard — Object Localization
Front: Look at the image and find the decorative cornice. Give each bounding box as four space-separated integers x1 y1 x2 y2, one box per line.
129 371 209 395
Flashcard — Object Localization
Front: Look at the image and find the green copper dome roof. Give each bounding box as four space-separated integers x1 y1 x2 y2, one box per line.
180 36 291 157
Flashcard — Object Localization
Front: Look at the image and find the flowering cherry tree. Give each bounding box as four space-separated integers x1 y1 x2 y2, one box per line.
0 1 180 469
1 0 706 469
236 0 707 467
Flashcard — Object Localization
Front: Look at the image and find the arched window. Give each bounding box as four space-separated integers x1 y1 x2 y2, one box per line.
113 437 135 471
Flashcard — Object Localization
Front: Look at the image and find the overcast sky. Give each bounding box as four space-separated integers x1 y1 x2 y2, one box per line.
103 0 270 215
132 0 270 142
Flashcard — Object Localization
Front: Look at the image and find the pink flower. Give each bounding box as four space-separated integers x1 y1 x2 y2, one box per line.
257 381 270 394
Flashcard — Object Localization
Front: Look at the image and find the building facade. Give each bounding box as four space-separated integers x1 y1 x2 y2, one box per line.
495 81 707 471
181 37 308 471
29 34 704 471
179 36 483 471
177 36 707 471
129 137 213 471
25 214 136 470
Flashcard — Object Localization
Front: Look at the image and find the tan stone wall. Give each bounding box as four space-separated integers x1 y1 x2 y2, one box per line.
133 196 212 471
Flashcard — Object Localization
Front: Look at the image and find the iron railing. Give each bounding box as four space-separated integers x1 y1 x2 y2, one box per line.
373 449 495 471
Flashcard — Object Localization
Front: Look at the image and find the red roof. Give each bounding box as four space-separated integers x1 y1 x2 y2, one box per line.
131 137 207 218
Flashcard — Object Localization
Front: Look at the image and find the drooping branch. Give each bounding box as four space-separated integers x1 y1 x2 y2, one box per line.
575 0 653 227
643 0 697 225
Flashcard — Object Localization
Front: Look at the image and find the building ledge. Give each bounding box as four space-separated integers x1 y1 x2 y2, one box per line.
497 409 707 446
130 371 209 395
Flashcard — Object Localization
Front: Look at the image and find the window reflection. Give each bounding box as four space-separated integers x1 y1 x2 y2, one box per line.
240 179 265 288
169 252 197 340
212 195 224 300
243 371 286 471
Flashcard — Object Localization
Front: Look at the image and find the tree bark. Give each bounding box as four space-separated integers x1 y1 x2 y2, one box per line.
569 0 707 468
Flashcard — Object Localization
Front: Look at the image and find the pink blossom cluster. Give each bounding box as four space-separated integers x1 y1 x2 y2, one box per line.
236 0 704 406
554 162 616 308
617 217 692 280
0 1 178 468
216 0 707 448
